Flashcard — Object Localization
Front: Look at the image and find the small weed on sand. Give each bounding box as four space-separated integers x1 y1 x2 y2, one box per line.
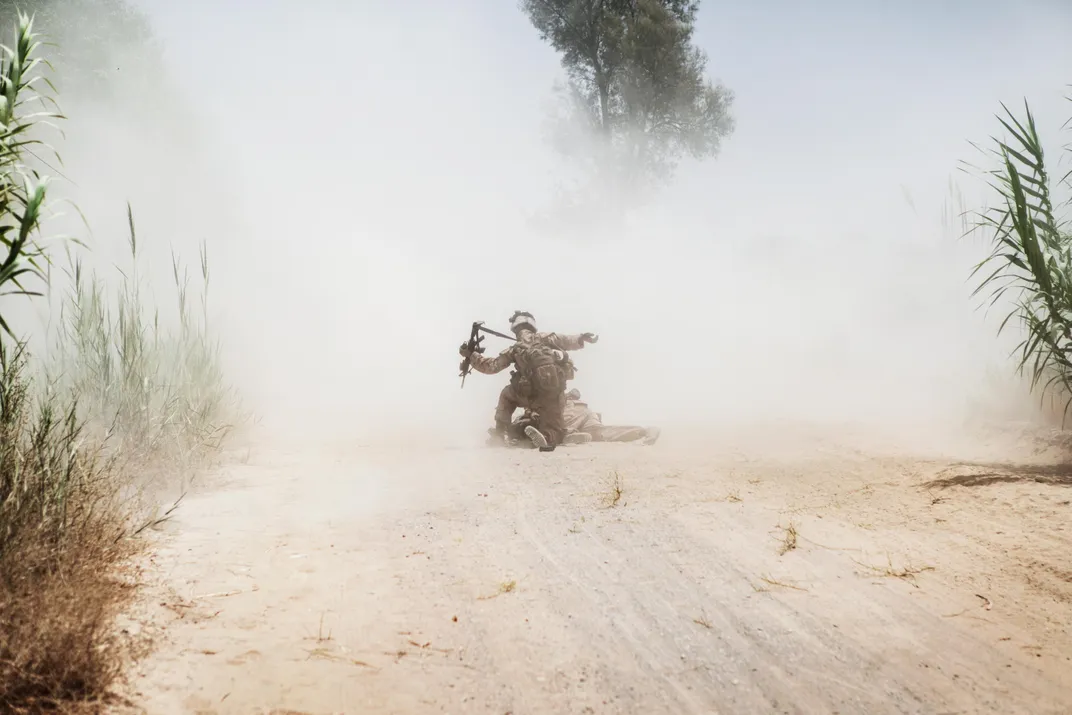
777 522 799 555
854 554 935 588
306 647 375 669
757 575 809 592
317 613 333 642
602 472 624 508
478 579 518 601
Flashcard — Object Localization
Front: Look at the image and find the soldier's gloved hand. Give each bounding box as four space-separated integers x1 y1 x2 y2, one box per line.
459 343 473 358
581 332 599 344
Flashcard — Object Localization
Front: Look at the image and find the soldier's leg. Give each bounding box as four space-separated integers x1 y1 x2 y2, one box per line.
485 385 524 447
588 425 648 443
509 410 536 443
528 391 567 447
493 384 523 434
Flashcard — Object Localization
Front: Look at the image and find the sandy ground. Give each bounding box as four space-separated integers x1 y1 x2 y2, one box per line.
113 424 1072 714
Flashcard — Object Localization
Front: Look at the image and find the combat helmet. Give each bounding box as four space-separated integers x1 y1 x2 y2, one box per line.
509 310 537 334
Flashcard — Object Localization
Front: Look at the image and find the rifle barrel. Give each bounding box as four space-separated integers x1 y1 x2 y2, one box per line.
478 325 517 342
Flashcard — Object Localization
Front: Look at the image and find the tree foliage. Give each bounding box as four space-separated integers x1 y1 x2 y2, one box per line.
522 0 734 189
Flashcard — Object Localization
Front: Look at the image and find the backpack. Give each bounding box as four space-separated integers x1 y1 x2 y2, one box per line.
511 335 568 396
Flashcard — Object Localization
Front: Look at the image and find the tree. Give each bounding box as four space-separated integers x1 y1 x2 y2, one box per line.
523 0 734 194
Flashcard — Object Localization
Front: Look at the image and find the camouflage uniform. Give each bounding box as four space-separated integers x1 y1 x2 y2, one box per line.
494 383 532 435
491 349 578 439
564 389 660 445
464 313 595 448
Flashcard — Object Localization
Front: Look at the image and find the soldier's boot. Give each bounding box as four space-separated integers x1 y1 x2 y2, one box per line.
523 425 554 452
563 431 593 445
641 427 661 446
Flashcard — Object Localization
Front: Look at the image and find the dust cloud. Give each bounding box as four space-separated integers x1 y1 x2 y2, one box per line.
20 0 1072 449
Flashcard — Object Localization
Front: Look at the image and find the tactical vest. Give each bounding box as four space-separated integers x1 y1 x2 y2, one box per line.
561 352 578 381
511 335 568 396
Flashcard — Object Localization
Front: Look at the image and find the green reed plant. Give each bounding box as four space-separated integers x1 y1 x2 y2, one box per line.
52 202 233 465
0 13 133 711
969 97 1072 417
0 11 235 708
0 9 60 336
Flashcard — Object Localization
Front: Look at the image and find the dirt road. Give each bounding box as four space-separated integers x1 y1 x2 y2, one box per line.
118 426 1072 714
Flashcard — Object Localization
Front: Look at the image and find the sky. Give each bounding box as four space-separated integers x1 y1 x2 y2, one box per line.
52 0 1072 442
135 0 1072 226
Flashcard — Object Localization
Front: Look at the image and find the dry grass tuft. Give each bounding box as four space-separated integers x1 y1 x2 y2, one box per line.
477 579 518 601
0 535 134 712
853 554 935 588
0 345 138 712
0 255 234 711
602 471 624 508
757 575 808 592
777 521 799 555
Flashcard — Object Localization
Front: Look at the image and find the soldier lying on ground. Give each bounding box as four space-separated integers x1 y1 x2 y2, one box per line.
501 390 660 447
563 388 660 445
461 310 598 450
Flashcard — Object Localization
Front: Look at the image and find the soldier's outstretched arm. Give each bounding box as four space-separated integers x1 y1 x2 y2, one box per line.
544 332 599 351
469 348 514 375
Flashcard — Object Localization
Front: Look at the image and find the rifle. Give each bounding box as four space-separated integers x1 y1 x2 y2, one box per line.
459 321 517 388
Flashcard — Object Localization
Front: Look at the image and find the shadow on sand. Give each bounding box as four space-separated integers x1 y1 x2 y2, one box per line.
924 462 1072 489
